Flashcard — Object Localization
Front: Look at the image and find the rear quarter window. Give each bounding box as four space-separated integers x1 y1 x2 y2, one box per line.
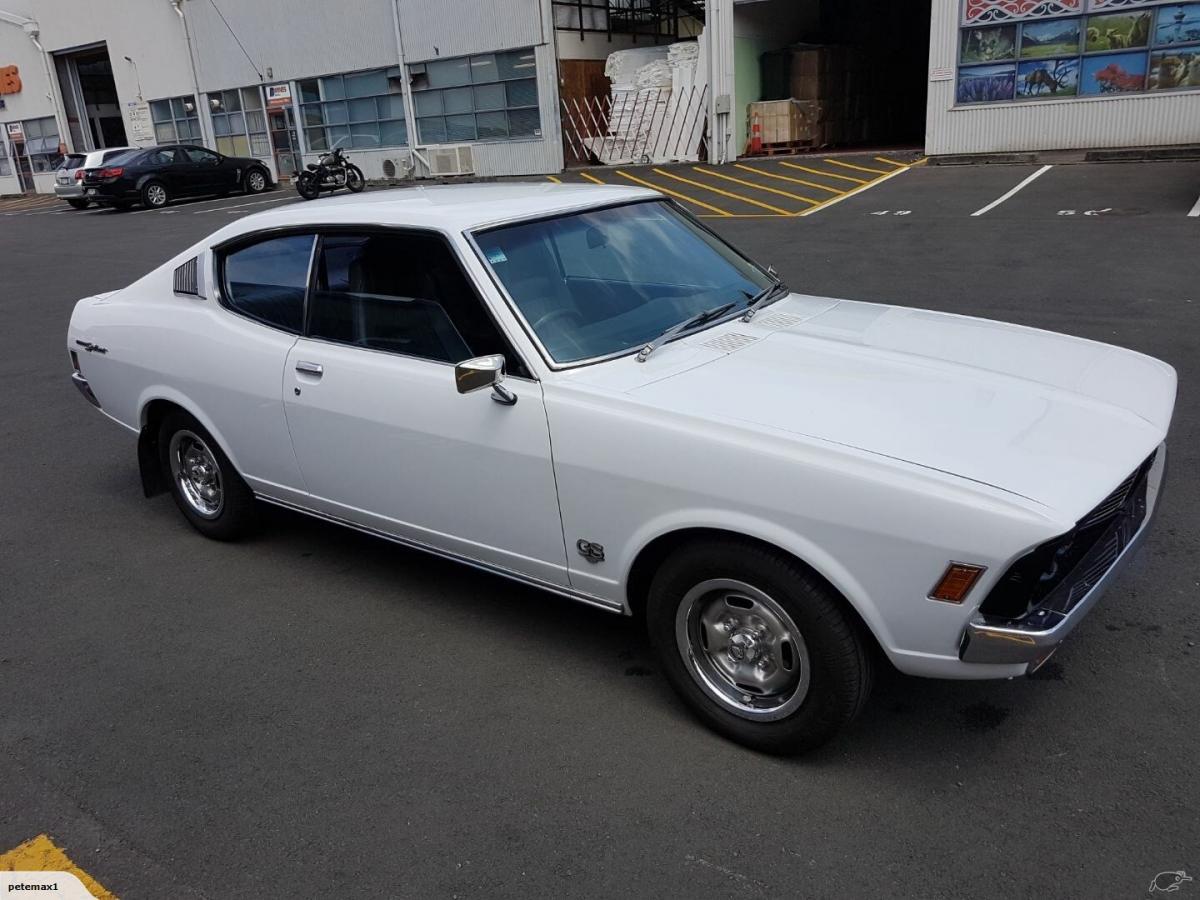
221 234 315 333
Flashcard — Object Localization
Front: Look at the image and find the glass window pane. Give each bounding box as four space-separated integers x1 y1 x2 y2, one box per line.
321 75 345 100
305 127 329 151
302 104 324 126
225 89 242 111
350 122 380 148
154 122 177 143
475 110 508 139
417 116 447 144
150 99 172 121
413 91 442 116
245 110 267 133
473 83 505 110
445 113 476 141
348 97 377 122
470 54 497 83
506 79 538 108
324 101 349 124
242 86 263 109
426 57 470 88
298 79 321 103
379 118 407 146
508 107 541 136
229 112 245 133
171 97 187 118
215 135 238 155
207 93 225 113
223 234 314 333
182 118 201 139
498 49 537 80
443 87 473 114
250 133 272 156
377 94 405 118
213 114 231 136
328 124 350 147
344 69 388 98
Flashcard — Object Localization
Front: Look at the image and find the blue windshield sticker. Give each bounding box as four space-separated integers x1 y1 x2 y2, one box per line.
485 248 508 264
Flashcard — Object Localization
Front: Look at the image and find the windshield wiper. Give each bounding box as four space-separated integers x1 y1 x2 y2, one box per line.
636 302 737 363
741 276 789 323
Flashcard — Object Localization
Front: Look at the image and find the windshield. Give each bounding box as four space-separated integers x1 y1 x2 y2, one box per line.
475 200 773 364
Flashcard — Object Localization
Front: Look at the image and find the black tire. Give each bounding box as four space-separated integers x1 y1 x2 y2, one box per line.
158 410 257 541
296 172 320 200
67 199 90 210
244 166 269 194
646 538 873 754
140 180 169 209
345 164 365 193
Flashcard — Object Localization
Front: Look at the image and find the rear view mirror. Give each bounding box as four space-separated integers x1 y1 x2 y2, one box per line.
455 355 516 405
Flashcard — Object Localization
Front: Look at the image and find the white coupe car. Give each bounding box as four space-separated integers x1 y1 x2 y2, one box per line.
67 184 1174 753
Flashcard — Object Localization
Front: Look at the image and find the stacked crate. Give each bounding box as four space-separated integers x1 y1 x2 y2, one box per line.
751 43 872 151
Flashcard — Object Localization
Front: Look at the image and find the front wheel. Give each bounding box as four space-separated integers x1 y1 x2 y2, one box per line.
158 410 257 541
646 539 873 754
295 172 320 200
345 164 365 193
244 167 269 194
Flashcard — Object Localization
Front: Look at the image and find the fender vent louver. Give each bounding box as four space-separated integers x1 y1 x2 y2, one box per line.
173 256 199 296
755 312 804 330
702 332 758 353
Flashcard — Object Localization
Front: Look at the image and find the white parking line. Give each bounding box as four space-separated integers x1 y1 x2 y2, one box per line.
193 194 298 214
971 165 1053 217
1188 193 1200 217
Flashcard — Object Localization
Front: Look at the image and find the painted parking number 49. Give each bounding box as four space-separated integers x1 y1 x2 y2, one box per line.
871 210 912 215
1058 208 1112 216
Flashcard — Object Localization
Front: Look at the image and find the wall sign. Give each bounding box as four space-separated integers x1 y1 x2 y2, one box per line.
6 121 24 141
0 65 21 95
125 100 154 144
265 83 292 108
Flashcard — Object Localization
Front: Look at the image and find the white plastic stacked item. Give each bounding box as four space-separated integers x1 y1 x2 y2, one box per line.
589 39 708 165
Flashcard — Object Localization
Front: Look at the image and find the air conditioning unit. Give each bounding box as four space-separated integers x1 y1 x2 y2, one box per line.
427 145 474 177
381 153 416 181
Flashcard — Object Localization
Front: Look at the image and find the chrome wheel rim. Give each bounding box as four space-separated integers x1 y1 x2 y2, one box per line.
248 171 265 191
147 184 167 206
169 430 223 519
675 579 810 721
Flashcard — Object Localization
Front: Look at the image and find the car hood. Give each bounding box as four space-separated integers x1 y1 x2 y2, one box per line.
583 296 1176 519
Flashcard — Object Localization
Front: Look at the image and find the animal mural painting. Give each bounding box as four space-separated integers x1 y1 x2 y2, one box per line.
961 24 1017 63
1016 57 1081 97
1085 11 1152 51
1020 18 1082 57
1149 46 1200 89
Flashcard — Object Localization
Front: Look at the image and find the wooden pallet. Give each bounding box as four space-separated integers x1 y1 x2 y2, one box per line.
744 139 817 158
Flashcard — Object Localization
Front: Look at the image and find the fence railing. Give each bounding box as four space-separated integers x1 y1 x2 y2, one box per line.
561 84 708 167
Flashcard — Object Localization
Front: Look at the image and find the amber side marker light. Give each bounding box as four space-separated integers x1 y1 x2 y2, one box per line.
929 563 986 604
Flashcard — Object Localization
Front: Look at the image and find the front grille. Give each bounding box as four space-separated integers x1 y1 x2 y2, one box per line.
979 451 1155 623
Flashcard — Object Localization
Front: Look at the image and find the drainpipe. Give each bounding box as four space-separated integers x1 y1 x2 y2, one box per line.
0 10 70 153
169 0 213 148
390 0 428 176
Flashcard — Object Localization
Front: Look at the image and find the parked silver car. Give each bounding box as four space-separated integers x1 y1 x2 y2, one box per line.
55 147 138 209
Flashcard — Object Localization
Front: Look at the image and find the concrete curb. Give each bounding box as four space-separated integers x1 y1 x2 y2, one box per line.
929 145 1200 166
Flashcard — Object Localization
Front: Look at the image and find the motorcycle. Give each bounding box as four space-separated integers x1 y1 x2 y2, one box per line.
295 147 365 200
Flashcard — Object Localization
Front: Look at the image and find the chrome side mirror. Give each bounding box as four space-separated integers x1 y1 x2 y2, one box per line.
454 355 517 406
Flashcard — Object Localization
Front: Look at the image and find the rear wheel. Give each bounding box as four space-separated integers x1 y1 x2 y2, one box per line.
158 410 257 541
244 167 268 194
141 180 169 209
646 538 873 754
67 199 89 210
296 172 320 200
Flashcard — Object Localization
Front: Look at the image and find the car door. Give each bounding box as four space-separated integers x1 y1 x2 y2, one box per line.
182 146 228 194
281 229 570 587
144 146 191 195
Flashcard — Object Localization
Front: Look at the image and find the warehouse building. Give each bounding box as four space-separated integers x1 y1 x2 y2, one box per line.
1 0 1197 197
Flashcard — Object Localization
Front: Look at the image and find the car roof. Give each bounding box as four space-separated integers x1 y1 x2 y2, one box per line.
221 182 659 235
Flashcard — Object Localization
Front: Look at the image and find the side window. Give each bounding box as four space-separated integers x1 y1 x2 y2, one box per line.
308 231 527 375
185 147 221 165
147 148 181 166
222 234 314 333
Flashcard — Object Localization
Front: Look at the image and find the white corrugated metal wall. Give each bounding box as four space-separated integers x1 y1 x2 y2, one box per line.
926 0 1200 155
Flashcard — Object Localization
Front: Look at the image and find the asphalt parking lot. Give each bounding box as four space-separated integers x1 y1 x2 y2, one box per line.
1 156 1198 899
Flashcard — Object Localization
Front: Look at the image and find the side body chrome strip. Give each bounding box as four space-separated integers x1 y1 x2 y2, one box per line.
254 494 626 616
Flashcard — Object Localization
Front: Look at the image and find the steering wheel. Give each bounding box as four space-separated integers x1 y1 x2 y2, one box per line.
531 309 582 332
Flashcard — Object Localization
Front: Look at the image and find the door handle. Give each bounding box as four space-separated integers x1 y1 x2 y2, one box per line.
295 361 324 377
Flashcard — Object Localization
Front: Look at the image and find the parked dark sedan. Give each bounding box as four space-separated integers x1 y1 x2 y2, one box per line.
81 144 273 210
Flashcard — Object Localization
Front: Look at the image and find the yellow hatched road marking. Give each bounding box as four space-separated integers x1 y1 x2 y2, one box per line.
874 156 912 168
579 171 605 184
692 166 819 205
798 164 912 217
546 175 562 183
823 157 892 176
615 169 731 216
652 167 793 216
1 834 117 898
732 163 844 194
778 161 867 185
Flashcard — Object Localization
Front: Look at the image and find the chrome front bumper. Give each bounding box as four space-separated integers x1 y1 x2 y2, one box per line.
959 445 1166 671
